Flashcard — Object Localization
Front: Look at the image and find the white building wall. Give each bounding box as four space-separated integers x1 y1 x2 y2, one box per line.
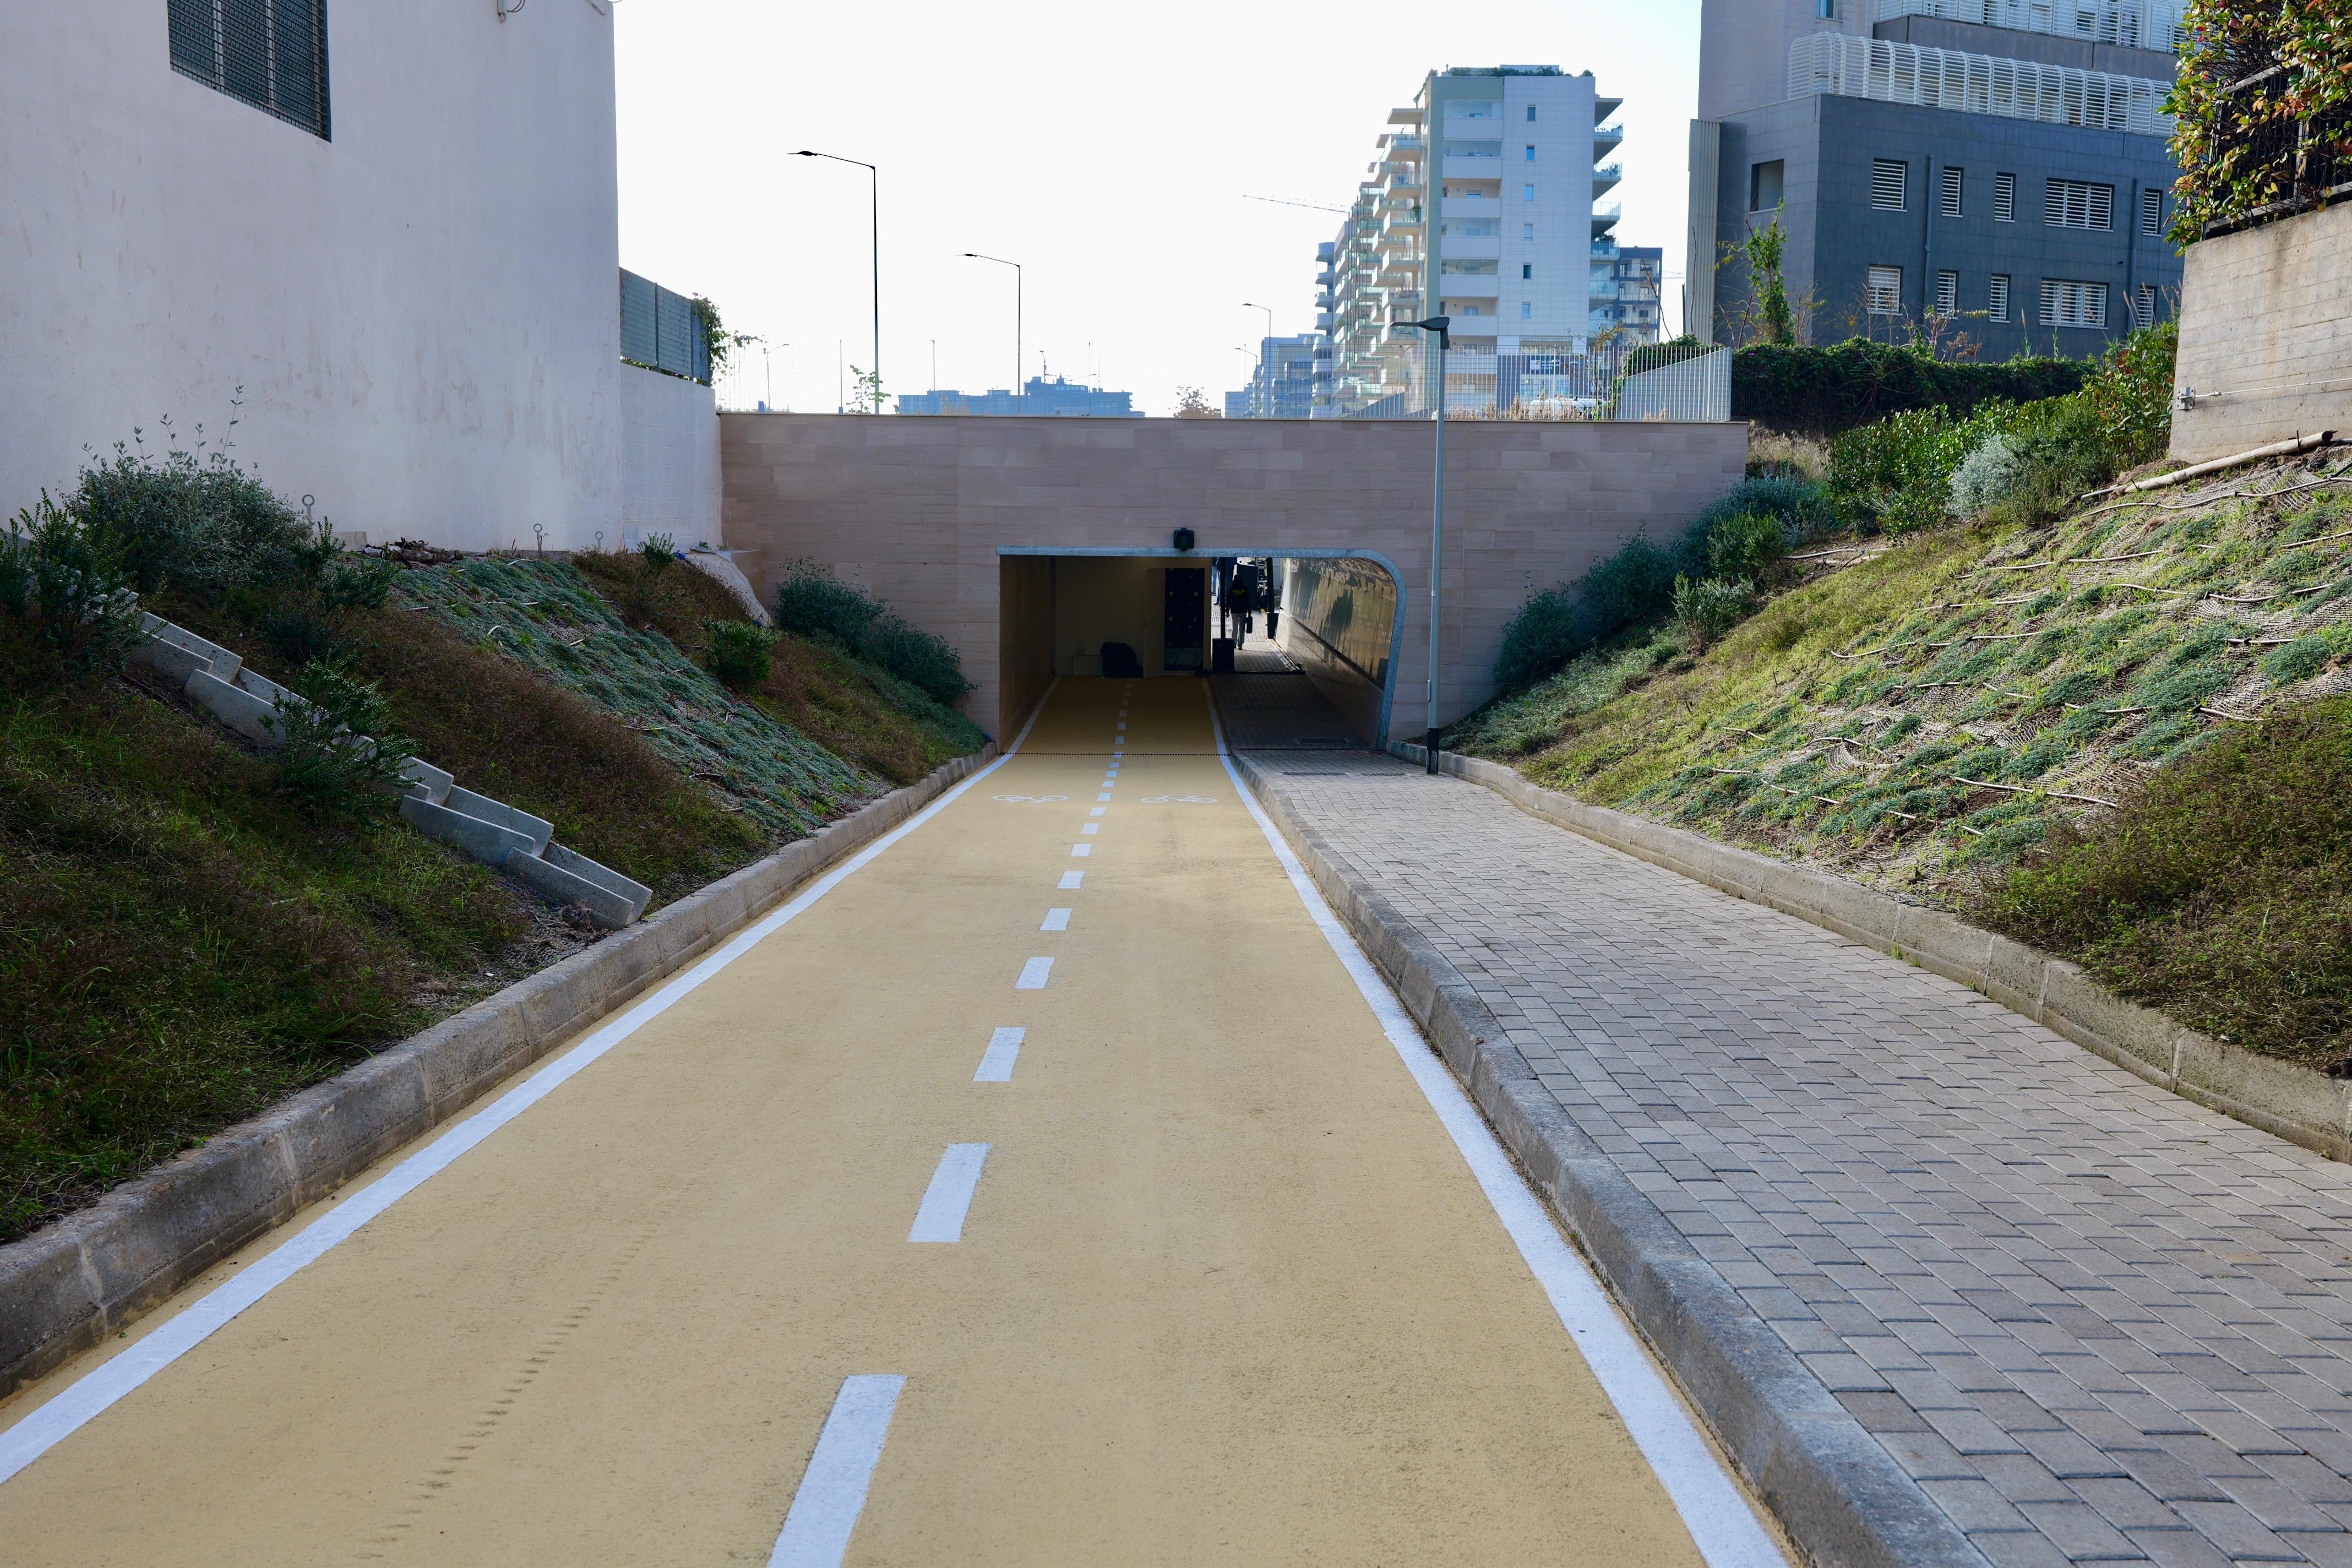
0 0 620 552
620 364 722 548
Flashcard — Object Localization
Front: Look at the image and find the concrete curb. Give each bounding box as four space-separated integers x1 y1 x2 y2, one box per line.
1396 743 2352 1165
0 745 997 1398
1231 753 1990 1568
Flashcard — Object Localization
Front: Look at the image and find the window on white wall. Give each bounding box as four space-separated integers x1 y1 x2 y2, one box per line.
1525 145 1537 161
167 0 329 137
1872 159 1908 211
1868 265 1903 315
1751 160 1785 212
1526 105 1537 122
1521 301 1533 319
1522 263 1533 279
1524 184 1536 202
1523 223 1535 240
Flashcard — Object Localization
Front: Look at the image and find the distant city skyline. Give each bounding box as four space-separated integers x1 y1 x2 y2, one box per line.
614 0 1699 417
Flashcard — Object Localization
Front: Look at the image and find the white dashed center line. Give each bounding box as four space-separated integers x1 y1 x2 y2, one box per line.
1070 844 1091 857
1059 870 1084 890
1080 824 1099 835
973 1027 1025 1083
766 1374 905 1568
1088 807 1106 818
1015 957 1054 989
908 1144 990 1243
1096 793 1112 802
1041 908 1071 932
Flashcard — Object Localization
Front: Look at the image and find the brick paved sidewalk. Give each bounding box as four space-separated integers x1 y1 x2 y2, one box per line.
1256 753 2352 1568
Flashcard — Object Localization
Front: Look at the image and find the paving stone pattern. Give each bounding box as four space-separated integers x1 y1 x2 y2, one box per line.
1211 644 1366 750
1266 753 2352 1568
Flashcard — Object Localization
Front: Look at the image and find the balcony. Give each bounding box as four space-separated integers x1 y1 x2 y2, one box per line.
1593 164 1622 195
1438 273 1501 298
1790 33 2175 135
1442 155 1505 181
1441 234 1500 261
1593 125 1624 156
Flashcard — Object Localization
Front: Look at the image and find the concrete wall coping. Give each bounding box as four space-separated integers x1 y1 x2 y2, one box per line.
1395 742 2352 1164
0 745 996 1397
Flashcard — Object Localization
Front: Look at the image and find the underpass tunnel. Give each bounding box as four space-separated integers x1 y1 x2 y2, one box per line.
997 552 1398 753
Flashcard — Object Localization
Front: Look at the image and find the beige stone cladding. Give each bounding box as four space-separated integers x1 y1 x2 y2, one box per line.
721 414 1749 741
2173 203 2352 461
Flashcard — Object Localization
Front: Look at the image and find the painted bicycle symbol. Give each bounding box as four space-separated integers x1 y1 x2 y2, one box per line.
1140 795 1219 804
991 794 1071 804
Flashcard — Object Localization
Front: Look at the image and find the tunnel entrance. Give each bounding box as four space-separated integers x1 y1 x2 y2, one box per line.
997 551 1398 752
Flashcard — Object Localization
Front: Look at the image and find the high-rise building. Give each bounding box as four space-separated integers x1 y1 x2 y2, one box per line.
1227 335 1321 419
1688 0 2186 357
1316 66 1633 417
1593 246 1665 342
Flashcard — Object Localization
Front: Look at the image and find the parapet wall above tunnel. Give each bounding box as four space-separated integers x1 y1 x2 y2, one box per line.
719 415 1749 741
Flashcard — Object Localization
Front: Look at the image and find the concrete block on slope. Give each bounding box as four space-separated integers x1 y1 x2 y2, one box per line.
183 669 285 749
398 794 541 864
443 786 553 856
506 848 641 929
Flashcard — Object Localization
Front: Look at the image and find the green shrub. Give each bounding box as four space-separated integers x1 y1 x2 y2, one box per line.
2078 320 2177 467
1948 433 2026 518
703 619 776 688
72 443 314 597
1828 403 2011 533
1732 339 2090 438
1707 511 1788 582
1690 476 1837 547
1673 575 1752 644
270 660 414 814
638 532 679 571
0 496 143 672
772 559 972 706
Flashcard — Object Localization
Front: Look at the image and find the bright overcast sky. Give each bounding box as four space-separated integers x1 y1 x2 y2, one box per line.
614 0 1701 416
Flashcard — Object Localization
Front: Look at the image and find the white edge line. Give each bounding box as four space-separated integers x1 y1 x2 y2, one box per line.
766 1373 906 1568
1201 685 1788 1568
0 684 1057 1490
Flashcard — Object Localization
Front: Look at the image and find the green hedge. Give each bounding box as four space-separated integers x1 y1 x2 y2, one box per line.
1732 340 2092 437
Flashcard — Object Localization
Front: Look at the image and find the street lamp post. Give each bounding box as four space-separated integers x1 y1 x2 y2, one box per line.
794 151 879 409
963 253 1021 411
1405 315 1450 775
1242 302 1275 418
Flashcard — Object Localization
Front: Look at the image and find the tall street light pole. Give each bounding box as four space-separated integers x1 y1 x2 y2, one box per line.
1406 315 1450 775
1242 302 1275 418
794 151 878 409
963 253 1021 410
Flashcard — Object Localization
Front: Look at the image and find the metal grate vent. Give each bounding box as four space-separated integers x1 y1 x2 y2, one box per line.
2045 178 2115 230
1989 273 2012 322
1941 165 1965 217
1994 171 2016 221
2141 186 2165 235
167 0 329 139
1871 159 1909 211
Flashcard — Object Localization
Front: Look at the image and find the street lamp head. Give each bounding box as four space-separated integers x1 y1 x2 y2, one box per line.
793 149 815 156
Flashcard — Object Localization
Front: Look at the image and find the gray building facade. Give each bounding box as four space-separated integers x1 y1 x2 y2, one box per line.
1690 0 2186 360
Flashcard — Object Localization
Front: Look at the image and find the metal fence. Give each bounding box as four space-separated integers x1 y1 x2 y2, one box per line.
620 270 709 384
2197 71 2352 238
1322 337 1732 423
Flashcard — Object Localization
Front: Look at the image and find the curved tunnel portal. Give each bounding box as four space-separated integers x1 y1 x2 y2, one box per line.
997 551 1402 752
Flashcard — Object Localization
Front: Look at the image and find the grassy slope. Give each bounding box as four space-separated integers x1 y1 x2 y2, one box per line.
572 552 984 785
0 628 527 1240
1453 455 2352 1061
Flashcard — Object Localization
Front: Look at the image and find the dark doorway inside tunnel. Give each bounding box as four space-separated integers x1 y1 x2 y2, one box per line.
996 550 1401 750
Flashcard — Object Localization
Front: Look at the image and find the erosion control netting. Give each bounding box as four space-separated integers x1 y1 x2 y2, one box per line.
1641 458 2352 873
397 558 883 839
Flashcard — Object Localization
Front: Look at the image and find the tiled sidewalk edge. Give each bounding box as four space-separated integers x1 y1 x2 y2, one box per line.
0 744 998 1397
1233 754 1989 1568
1390 743 2352 1168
